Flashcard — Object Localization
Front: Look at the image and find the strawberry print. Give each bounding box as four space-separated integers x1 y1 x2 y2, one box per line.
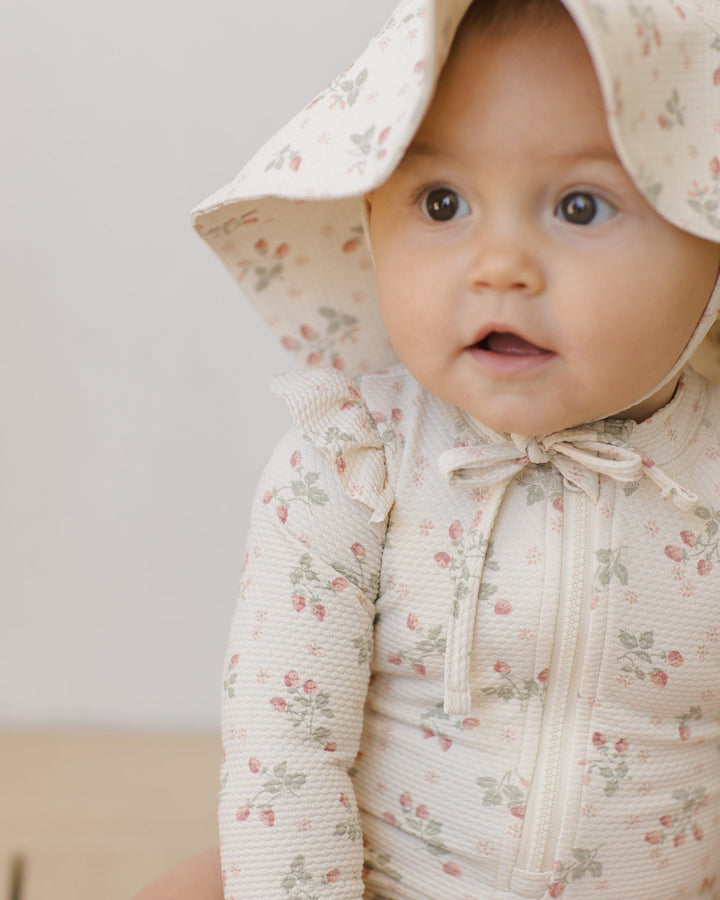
676 705 702 741
664 504 720 573
264 144 302 173
271 674 336 748
616 630 684 686
237 760 307 824
583 732 632 796
548 847 603 896
383 792 449 857
281 853 340 898
328 68 369 109
476 769 529 817
644 786 708 849
388 620 446 675
281 306 360 369
420 702 480 751
238 238 292 293
482 661 548 709
687 158 720 231
334 791 362 842
595 547 629 588
347 123 392 174
268 456 330 522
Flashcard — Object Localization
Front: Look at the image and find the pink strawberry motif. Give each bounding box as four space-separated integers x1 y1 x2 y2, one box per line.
270 697 287 711
310 604 325 621
674 833 685 847
442 862 462 877
324 742 337 752
547 883 565 898
399 792 413 810
342 239 358 254
537 668 549 684
259 809 275 827
325 869 340 884
407 613 419 630
434 552 451 568
659 815 673 827
697 559 713 576
448 519 464 540
284 671 299 688
679 725 691 741
667 650 684 667
289 155 302 172
236 805 250 821
248 757 262 774
275 243 290 258
339 792 349 807
552 497 564 513
254 238 268 252
277 504 289 524
387 653 402 666
438 736 453 752
494 598 513 615
462 717 480 731
391 408 403 421
592 732 606 747
694 826 704 841
651 669 668 687
494 660 510 675
680 529 697 547
351 542 366 558
307 351 322 366
262 490 273 504
303 679 318 694
415 805 430 819
712 156 720 175
644 831 662 844
332 577 349 592
281 336 297 350
422 728 435 740
510 805 526 818
382 811 397 825
291 595 306 612
614 738 629 754
714 70 720 87
664 545 683 562
411 663 427 676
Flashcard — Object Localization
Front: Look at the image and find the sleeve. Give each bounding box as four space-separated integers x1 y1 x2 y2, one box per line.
219 370 392 900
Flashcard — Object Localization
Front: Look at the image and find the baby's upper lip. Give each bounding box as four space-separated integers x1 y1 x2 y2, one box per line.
469 324 553 354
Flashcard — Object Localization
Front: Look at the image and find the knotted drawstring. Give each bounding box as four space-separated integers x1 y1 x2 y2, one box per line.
437 426 698 715
438 428 698 511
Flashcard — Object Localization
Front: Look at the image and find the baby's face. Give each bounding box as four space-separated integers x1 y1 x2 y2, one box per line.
369 11 720 435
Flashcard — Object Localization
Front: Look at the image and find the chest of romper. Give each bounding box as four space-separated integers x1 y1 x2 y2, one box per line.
372 455 720 721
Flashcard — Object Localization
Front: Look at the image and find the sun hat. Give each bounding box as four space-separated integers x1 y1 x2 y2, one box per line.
192 0 720 388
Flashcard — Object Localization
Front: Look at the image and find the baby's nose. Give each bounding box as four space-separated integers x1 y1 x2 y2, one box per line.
468 240 544 295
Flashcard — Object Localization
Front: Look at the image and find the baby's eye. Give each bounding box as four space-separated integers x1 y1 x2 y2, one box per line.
555 191 617 226
420 187 471 222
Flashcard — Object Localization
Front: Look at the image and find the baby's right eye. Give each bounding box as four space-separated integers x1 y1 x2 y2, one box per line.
420 187 471 222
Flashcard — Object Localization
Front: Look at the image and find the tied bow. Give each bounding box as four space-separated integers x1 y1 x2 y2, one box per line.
437 427 698 512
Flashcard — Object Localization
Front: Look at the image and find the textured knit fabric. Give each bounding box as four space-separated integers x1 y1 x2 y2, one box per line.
220 363 720 900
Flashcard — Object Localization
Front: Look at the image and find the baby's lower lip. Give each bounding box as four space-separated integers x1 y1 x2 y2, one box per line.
467 332 556 373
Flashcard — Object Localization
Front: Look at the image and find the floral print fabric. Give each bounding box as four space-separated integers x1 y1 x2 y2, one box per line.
221 364 720 900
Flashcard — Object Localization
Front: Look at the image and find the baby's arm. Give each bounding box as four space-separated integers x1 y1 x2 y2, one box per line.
220 428 384 899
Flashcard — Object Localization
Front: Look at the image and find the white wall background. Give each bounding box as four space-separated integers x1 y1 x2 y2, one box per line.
0 0 392 730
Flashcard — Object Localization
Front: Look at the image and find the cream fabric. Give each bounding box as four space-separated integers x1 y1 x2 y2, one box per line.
220 364 720 900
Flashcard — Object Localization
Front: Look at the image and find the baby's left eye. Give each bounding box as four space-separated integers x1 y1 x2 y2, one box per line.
555 191 617 226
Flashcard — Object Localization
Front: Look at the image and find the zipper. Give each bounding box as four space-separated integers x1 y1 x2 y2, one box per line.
515 486 595 873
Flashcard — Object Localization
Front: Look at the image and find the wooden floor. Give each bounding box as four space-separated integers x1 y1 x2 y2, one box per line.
0 731 221 900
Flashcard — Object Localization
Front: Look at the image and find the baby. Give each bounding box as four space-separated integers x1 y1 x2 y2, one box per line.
145 0 720 898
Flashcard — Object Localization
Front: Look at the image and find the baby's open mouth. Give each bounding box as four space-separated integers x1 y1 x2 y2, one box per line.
476 331 549 355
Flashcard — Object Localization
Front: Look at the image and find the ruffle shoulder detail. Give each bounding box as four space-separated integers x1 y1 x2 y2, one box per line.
271 368 395 525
